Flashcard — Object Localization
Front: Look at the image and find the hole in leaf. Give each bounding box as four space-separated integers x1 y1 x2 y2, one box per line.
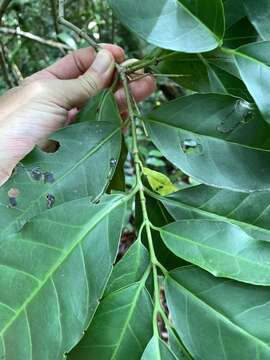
40 140 60 154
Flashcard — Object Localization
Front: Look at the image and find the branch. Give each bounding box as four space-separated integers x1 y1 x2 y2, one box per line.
49 0 59 34
0 40 14 87
0 27 72 50
58 0 99 51
0 0 12 25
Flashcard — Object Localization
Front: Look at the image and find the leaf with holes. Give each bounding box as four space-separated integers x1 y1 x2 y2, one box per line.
0 90 122 237
143 167 178 196
145 93 270 192
234 41 270 124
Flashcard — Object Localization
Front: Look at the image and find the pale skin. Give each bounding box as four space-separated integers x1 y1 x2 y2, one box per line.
0 45 156 186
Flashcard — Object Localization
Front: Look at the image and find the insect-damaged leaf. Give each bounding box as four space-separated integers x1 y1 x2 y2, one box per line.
0 194 127 359
143 167 178 196
165 266 270 360
0 90 122 236
234 41 270 124
145 93 270 192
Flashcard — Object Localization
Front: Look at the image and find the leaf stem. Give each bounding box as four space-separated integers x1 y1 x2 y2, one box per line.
120 67 171 339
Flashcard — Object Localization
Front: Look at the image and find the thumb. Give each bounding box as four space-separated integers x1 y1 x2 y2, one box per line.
60 49 115 109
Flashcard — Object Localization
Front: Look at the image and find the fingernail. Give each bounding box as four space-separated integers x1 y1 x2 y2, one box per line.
92 50 113 74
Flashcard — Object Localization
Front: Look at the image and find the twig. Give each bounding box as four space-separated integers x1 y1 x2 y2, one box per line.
0 40 13 87
0 0 12 25
0 41 21 85
11 61 23 83
0 27 71 50
49 0 59 34
57 0 122 72
58 0 100 51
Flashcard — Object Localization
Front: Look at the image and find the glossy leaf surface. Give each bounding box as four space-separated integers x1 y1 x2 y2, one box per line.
165 266 270 360
161 219 270 285
161 184 270 242
0 194 126 359
158 51 250 99
145 93 270 191
109 0 224 52
141 336 178 360
234 41 270 124
244 0 270 40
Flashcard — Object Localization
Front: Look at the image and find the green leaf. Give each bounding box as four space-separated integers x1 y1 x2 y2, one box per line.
145 93 270 191
0 194 127 359
0 90 122 236
143 167 178 196
223 17 258 48
76 89 117 124
161 184 270 242
234 41 270 124
165 266 270 360
223 0 245 28
104 240 150 296
141 336 178 360
168 328 188 360
158 51 250 99
244 0 270 40
161 219 270 285
69 283 153 359
109 138 128 192
108 0 225 53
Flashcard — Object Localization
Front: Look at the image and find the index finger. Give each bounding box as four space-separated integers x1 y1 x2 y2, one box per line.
25 44 125 82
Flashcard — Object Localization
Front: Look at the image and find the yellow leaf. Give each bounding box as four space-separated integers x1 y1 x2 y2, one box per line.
142 167 178 196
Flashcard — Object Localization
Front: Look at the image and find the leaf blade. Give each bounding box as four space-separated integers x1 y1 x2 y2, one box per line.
69 283 153 360
145 93 270 191
109 0 224 52
0 90 122 237
0 194 127 359
165 266 270 360
161 219 270 285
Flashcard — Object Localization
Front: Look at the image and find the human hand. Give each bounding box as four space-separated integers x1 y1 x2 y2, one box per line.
0 45 156 186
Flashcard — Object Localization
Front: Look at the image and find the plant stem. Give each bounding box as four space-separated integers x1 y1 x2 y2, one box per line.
121 68 170 338
58 0 100 51
125 51 176 74
0 27 71 51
